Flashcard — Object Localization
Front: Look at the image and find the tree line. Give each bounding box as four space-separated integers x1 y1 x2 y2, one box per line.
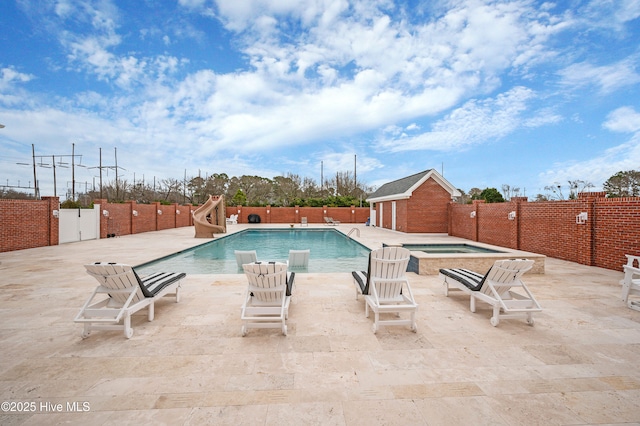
39 170 373 208
2 169 639 207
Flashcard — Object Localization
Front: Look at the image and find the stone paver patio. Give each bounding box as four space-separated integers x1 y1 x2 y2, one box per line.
1 225 639 425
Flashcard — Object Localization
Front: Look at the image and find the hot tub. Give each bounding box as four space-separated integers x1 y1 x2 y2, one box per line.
385 242 546 275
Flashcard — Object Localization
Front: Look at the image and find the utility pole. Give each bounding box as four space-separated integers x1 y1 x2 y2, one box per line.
32 144 38 198
89 147 124 201
354 154 357 194
321 161 323 197
71 143 75 201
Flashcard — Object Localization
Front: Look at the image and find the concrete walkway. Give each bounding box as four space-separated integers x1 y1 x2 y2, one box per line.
1 225 639 425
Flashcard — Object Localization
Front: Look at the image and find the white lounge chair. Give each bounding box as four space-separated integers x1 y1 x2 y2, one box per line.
287 249 310 270
241 262 295 336
324 217 340 225
621 255 640 311
74 262 185 338
235 250 258 268
301 217 308 227
352 247 417 333
440 259 541 326
226 214 238 225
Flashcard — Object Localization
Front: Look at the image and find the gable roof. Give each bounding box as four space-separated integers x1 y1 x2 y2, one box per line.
367 169 461 203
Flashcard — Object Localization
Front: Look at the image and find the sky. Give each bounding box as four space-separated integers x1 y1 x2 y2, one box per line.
1 0 640 201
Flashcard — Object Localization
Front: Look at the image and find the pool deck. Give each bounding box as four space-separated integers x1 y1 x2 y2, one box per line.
1 224 639 425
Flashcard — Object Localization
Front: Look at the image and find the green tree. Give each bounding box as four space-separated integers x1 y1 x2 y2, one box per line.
231 189 247 206
603 170 640 197
475 187 505 203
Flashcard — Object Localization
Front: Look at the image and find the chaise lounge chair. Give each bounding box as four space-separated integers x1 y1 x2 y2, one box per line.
351 247 418 333
74 262 185 339
235 250 258 268
324 217 340 225
439 259 541 326
621 254 640 311
241 262 295 336
287 249 310 270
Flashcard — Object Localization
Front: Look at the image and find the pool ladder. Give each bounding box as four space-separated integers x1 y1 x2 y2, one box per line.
347 227 360 238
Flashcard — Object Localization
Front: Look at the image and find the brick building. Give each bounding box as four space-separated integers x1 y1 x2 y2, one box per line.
367 169 461 233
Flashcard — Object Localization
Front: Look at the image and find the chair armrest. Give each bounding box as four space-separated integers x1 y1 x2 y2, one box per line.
624 255 640 268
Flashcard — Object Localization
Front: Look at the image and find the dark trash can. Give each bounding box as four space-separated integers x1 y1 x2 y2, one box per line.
248 214 261 223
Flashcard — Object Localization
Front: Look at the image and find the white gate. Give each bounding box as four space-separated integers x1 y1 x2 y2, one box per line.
59 206 100 244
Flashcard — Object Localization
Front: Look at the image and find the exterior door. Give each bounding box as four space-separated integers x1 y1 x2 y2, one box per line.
391 201 396 231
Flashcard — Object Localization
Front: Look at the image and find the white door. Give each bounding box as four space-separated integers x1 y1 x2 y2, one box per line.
391 201 396 231
369 205 376 227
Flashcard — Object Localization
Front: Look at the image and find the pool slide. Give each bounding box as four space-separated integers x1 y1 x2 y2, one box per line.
193 194 227 237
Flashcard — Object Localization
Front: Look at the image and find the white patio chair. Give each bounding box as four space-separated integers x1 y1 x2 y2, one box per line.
75 262 185 338
241 262 294 336
440 259 541 326
621 254 640 311
287 249 310 270
352 247 417 333
235 250 258 268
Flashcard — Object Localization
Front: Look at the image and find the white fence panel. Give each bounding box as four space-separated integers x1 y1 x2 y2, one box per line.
59 207 99 243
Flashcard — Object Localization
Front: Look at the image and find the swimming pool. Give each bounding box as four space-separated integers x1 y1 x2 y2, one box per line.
136 229 371 274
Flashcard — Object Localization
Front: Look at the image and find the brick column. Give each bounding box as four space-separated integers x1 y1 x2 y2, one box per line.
43 196 60 246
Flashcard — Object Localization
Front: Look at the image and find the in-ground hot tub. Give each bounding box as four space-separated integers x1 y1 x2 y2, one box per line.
385 242 545 275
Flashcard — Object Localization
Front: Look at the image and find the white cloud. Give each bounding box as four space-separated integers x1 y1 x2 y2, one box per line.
580 0 640 31
538 105 640 190
374 86 540 152
538 133 640 190
558 57 640 94
603 106 640 133
0 67 33 91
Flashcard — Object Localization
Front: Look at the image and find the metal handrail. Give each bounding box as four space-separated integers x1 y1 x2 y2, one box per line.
347 227 360 237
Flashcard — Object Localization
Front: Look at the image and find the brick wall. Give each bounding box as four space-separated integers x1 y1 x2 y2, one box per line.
3 193 638 272
593 197 640 270
448 193 640 271
226 205 369 224
94 199 194 239
0 197 59 253
407 179 452 233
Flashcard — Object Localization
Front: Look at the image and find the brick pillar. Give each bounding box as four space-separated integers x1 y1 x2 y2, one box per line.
511 197 528 249
472 200 485 242
94 199 109 239
127 200 137 234
43 196 60 246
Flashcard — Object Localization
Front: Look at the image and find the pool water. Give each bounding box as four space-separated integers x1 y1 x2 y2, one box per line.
136 229 371 274
401 243 503 254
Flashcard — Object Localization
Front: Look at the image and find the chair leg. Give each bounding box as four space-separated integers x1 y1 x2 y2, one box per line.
470 296 476 313
81 324 91 339
365 302 370 318
148 302 155 321
490 305 500 327
124 314 133 338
